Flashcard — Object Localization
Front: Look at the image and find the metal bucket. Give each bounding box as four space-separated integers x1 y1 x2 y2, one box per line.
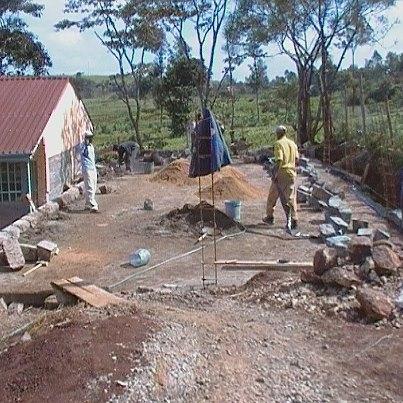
224 200 242 222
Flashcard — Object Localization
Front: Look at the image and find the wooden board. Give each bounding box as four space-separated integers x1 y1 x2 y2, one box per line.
217 260 313 271
51 277 125 308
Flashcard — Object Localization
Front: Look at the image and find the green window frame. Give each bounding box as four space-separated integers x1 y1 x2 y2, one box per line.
0 162 23 203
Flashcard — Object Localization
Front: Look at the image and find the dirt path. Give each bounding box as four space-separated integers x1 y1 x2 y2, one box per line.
113 291 402 403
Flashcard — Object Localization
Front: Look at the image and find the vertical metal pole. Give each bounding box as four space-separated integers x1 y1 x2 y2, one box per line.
198 176 205 287
27 160 33 213
211 172 218 285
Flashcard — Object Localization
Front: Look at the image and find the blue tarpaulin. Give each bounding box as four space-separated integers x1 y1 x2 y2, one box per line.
189 108 232 178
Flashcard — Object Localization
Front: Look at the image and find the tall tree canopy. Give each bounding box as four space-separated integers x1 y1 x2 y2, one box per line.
0 0 51 75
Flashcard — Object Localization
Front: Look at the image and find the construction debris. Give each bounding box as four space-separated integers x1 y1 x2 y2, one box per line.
37 240 59 262
301 234 401 322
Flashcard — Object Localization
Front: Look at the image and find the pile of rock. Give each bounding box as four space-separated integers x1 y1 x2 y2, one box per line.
296 157 319 183
301 236 401 322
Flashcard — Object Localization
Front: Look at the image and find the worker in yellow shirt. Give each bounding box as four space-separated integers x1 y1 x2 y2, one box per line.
263 125 299 230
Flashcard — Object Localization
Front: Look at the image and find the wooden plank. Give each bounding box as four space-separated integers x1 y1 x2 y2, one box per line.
67 276 125 306
51 277 124 308
217 260 313 271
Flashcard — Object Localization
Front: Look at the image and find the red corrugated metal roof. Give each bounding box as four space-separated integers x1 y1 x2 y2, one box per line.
0 76 70 156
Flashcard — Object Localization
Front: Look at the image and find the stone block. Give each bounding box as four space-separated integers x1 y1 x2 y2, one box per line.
352 219 369 233
308 196 322 211
300 269 323 285
321 266 362 288
313 247 338 275
37 240 59 262
56 187 81 208
2 225 21 239
8 302 24 315
12 219 31 233
0 297 7 312
0 235 25 270
373 229 390 242
348 236 372 265
299 157 310 168
20 243 38 263
338 207 352 225
325 235 351 250
356 287 394 321
312 184 333 204
329 216 349 235
143 199 154 211
357 228 373 237
372 245 401 276
319 224 336 241
297 189 310 204
99 184 113 194
24 211 43 229
44 294 60 310
38 201 60 217
328 196 344 211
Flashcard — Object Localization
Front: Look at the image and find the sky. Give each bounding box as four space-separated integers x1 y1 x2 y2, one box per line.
26 0 403 81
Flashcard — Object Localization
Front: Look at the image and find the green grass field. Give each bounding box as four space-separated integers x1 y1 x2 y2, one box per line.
83 88 403 155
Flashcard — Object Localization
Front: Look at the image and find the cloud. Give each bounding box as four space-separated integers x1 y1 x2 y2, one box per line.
50 29 83 46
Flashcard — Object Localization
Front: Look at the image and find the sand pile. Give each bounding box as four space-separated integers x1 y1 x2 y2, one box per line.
198 176 264 201
220 166 246 181
150 159 196 186
151 160 249 188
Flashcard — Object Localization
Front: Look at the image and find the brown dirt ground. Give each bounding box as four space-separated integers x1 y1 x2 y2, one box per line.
0 159 402 402
0 305 153 403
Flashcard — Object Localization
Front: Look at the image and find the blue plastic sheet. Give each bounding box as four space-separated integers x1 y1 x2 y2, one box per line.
189 108 231 178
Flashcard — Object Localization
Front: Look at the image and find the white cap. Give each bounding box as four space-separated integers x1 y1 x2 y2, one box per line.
84 130 94 138
276 125 287 135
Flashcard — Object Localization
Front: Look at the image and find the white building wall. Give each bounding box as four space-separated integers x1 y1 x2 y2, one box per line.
40 82 92 200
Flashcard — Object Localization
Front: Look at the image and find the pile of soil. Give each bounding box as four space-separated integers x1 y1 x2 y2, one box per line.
198 176 264 201
0 308 153 402
162 201 244 235
150 159 196 186
151 160 247 188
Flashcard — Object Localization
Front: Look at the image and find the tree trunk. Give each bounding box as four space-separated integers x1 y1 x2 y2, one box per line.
344 87 349 132
385 98 394 139
359 74 367 140
320 44 334 163
297 69 311 145
255 87 260 124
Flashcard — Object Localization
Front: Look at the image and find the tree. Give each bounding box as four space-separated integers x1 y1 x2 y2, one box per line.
229 0 322 144
222 18 245 139
57 0 165 148
0 0 51 74
158 57 202 137
298 0 396 159
159 0 229 109
230 0 396 148
245 51 268 124
273 70 298 123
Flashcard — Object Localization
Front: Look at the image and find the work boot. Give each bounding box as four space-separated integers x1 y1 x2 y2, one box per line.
291 219 298 230
262 216 274 225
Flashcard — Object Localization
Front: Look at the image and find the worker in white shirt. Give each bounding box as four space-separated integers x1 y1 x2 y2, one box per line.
81 130 99 212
